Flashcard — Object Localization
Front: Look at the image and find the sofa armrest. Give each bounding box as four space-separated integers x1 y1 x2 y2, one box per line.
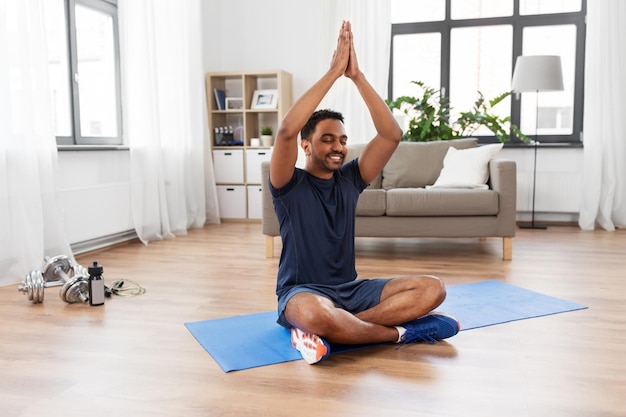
261 161 281 257
489 159 517 237
261 161 280 237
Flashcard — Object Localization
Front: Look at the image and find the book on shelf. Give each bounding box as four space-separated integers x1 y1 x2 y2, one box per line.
213 88 226 110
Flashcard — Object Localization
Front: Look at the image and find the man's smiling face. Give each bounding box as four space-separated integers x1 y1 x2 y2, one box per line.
302 118 347 178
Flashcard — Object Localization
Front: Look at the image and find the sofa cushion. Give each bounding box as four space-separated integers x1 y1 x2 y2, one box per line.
429 143 503 189
382 138 478 190
356 189 386 216
385 188 499 216
345 143 382 189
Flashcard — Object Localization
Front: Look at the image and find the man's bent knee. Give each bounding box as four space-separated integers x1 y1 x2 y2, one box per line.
284 292 336 333
380 275 447 315
425 275 447 304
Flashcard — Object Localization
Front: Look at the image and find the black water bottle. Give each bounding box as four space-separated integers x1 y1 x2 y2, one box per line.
88 261 105 306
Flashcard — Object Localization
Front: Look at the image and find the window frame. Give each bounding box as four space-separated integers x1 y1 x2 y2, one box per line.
56 0 123 146
389 0 587 145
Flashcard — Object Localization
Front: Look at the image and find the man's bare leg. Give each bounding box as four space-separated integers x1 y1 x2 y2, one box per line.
284 275 446 345
357 275 447 326
285 293 399 345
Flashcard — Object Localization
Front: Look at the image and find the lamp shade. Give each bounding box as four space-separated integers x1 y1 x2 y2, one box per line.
511 55 564 92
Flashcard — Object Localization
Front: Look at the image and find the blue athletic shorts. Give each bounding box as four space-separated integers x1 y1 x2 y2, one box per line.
276 278 391 329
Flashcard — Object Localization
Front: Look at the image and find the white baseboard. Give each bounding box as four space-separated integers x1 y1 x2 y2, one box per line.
516 212 579 224
70 230 138 255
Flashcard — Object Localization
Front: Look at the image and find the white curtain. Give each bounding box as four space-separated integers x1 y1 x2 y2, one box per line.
578 1 626 231
321 0 392 145
119 0 216 244
0 0 73 286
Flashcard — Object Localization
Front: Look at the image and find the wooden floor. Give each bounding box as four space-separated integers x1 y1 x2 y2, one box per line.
1 223 625 417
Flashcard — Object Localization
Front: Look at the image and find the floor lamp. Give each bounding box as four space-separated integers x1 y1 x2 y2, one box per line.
511 55 564 229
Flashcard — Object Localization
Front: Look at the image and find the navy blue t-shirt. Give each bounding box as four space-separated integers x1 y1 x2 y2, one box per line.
269 159 368 299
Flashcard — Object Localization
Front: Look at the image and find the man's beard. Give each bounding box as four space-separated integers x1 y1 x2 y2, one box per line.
317 152 344 172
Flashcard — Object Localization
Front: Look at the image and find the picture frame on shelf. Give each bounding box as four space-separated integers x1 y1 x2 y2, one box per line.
225 97 243 110
251 89 278 109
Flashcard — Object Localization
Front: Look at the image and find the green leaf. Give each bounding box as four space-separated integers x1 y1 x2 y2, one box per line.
388 81 524 143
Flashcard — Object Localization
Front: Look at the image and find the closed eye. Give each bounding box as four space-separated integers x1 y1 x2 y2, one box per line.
321 134 348 145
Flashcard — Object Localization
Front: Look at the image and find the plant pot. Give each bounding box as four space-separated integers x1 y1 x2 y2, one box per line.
260 135 273 147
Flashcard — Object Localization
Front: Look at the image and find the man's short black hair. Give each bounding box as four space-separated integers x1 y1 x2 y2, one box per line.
300 109 344 141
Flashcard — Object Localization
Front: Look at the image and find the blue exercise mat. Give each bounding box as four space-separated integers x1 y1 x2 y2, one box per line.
185 280 587 372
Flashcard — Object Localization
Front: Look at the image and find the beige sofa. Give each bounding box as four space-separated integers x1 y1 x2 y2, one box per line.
261 138 516 260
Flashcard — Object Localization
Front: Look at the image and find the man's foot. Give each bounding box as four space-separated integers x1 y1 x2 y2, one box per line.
291 328 331 364
400 312 460 344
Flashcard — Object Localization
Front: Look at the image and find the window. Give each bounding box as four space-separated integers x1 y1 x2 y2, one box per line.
390 0 586 144
44 0 122 146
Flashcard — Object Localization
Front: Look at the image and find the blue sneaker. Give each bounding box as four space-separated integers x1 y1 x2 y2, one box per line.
400 312 460 344
291 328 331 364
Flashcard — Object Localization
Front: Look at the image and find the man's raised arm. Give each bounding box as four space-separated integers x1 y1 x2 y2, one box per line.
269 21 352 189
343 22 402 185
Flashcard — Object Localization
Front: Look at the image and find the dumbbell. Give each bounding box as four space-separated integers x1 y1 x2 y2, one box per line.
46 255 90 304
41 255 74 284
18 270 47 304
18 255 90 304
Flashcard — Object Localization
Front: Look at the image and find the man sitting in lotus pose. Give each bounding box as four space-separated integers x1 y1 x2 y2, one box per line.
268 20 459 364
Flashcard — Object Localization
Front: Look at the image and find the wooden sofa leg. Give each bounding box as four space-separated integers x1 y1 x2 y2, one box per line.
502 237 512 261
265 236 274 258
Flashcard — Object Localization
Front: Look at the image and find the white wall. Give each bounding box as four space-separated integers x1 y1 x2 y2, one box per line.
202 0 331 105
501 147 583 223
57 150 134 252
58 0 584 251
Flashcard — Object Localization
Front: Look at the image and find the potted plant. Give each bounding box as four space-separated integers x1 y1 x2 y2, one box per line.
260 126 273 146
386 81 528 143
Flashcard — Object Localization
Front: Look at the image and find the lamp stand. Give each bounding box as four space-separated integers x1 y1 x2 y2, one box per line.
519 90 547 230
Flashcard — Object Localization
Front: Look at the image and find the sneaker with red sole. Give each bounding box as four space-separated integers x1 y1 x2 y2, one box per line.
291 328 331 364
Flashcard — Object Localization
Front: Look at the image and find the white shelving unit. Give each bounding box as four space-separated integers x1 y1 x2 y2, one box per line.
205 70 293 220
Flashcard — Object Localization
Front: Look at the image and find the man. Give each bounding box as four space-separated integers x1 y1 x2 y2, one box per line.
268 21 459 365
